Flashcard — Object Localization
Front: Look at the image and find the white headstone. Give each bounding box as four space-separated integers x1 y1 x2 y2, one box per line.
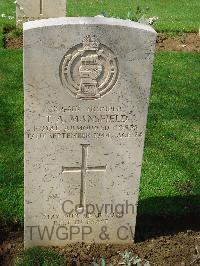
24 17 157 248
16 0 66 26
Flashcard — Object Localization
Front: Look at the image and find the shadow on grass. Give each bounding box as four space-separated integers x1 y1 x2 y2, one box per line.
136 195 200 242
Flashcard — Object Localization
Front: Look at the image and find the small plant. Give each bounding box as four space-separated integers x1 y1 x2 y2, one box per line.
190 246 200 265
119 250 134 265
119 250 150 266
10 27 23 38
136 3 142 16
91 257 108 266
2 25 23 49
15 247 65 266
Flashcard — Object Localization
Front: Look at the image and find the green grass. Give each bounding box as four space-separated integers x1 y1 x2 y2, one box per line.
68 0 200 32
0 0 15 25
0 48 23 225
139 52 200 215
0 0 199 34
0 49 199 225
0 0 15 47
16 247 65 266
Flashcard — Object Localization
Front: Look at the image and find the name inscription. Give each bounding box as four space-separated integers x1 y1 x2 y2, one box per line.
26 105 143 140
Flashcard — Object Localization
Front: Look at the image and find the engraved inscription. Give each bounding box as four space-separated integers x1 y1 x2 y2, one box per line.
62 144 107 208
26 104 143 140
60 35 119 100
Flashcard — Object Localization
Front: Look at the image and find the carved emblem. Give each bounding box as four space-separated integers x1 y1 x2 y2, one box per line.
60 35 119 100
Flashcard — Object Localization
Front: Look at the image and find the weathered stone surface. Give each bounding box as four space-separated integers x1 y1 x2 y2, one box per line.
16 0 66 26
24 17 157 247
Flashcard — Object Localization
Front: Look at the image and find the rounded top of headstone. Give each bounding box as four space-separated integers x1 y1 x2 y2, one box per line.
23 17 157 35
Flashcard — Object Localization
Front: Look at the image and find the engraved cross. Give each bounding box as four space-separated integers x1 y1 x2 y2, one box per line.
40 0 43 15
62 144 107 208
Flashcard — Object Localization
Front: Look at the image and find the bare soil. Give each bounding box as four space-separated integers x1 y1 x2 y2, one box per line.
4 35 23 49
1 215 200 265
3 31 200 52
156 33 200 52
1 231 200 265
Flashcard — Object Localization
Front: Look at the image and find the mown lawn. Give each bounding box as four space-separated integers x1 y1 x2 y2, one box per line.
139 52 200 215
0 48 23 225
0 48 199 225
0 0 200 34
68 0 200 32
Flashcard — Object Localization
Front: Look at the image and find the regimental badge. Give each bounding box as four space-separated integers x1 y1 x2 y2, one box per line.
59 35 119 100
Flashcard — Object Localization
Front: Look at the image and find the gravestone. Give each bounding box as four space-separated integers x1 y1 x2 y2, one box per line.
24 17 157 248
16 0 66 26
